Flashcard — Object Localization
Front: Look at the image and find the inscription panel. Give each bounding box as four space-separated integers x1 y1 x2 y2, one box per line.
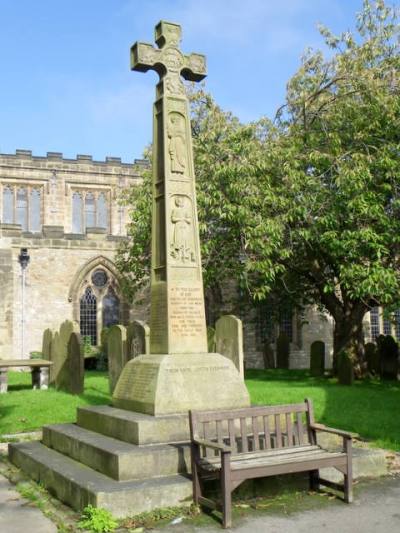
169 285 207 350
150 284 167 352
116 362 158 403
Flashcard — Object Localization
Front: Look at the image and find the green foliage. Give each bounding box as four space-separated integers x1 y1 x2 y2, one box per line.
337 351 354 385
207 326 216 352
29 351 43 360
365 342 380 374
378 334 399 379
276 333 290 369
78 505 118 533
310 341 325 377
82 335 93 355
116 1 400 369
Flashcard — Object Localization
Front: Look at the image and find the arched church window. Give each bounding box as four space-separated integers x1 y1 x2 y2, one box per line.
72 192 83 233
383 316 392 336
30 189 41 232
80 287 97 345
280 306 293 342
85 192 96 228
97 193 108 229
92 269 108 288
2 186 13 223
102 287 120 328
16 188 28 231
370 307 380 339
395 309 400 341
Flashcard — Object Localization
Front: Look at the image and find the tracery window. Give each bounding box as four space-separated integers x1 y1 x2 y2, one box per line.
78 268 120 345
370 307 380 339
2 185 42 231
72 190 109 233
395 309 400 341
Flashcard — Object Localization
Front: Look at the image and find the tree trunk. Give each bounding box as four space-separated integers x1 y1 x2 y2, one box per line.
333 307 366 378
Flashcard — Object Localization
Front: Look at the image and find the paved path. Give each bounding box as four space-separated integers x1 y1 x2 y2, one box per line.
0 473 57 533
163 476 400 533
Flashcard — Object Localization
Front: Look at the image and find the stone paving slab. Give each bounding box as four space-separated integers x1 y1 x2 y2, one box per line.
0 473 57 533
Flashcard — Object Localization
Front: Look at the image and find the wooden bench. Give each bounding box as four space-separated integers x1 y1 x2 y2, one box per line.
189 399 353 528
0 359 52 393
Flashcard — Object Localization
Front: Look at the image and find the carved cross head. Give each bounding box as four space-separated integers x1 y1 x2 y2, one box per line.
131 20 207 83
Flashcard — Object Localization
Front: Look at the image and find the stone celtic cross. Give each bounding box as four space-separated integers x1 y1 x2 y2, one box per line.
131 21 208 354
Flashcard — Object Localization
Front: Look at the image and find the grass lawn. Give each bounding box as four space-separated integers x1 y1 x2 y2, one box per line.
1 369 399 452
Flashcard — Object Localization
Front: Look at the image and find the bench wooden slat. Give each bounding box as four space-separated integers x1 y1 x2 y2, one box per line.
275 414 282 448
240 417 248 453
296 412 304 445
252 416 260 451
228 419 236 453
263 415 271 449
286 413 293 446
191 403 308 423
216 419 223 445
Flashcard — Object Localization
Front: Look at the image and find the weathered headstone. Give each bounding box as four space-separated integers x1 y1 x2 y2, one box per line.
379 335 399 380
127 320 150 360
310 340 325 377
276 332 290 369
263 342 275 369
113 21 249 414
108 325 128 394
216 315 244 379
65 332 84 394
42 328 54 361
207 326 216 353
55 320 80 391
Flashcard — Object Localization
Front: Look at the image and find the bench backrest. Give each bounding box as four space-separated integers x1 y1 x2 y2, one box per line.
189 399 315 456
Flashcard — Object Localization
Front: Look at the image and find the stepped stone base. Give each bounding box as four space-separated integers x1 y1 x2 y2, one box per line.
8 404 197 517
112 352 250 415
9 441 192 517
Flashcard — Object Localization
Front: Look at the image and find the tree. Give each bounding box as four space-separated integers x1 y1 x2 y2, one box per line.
117 0 400 377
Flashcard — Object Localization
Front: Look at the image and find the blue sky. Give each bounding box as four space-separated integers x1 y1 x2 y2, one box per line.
0 0 394 162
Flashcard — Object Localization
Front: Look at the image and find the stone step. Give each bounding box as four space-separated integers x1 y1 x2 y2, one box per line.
77 405 189 445
42 423 191 481
8 441 192 518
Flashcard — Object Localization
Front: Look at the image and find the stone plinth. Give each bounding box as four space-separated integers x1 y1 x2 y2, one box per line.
112 352 250 415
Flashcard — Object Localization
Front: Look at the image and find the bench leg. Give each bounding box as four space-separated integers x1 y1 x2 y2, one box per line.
0 369 8 393
344 438 353 503
221 452 232 529
190 444 202 505
309 469 319 491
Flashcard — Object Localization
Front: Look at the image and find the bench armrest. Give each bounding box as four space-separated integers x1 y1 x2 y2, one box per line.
310 423 357 440
192 438 232 453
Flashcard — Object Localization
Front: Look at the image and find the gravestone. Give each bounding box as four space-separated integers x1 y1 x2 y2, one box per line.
365 342 380 375
263 342 275 369
55 320 80 391
64 332 84 394
379 335 399 380
42 328 54 360
108 325 128 394
310 340 325 377
113 21 249 414
215 315 244 379
127 320 150 360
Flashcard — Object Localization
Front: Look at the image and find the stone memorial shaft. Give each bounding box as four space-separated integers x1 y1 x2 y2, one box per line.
132 21 208 355
112 21 249 415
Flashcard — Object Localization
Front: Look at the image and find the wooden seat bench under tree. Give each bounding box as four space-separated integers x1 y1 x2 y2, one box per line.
189 399 353 528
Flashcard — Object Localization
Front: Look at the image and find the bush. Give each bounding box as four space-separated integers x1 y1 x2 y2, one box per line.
310 341 325 377
78 504 118 533
29 351 43 360
378 335 399 380
276 332 289 369
337 350 354 385
365 342 380 375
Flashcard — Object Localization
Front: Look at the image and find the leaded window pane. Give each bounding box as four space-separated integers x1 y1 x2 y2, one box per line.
80 287 97 345
97 192 108 229
2 187 13 223
85 192 95 228
370 307 380 339
102 287 120 328
383 317 392 336
30 189 41 232
395 310 400 341
16 188 28 230
72 192 83 233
